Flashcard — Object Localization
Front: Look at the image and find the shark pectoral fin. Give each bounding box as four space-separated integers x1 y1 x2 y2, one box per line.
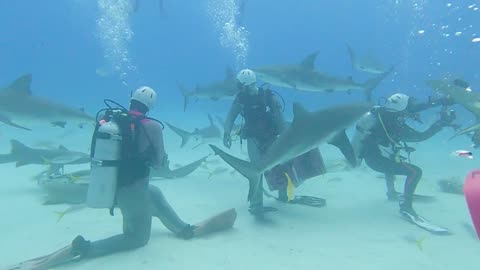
0 113 32 131
328 129 357 167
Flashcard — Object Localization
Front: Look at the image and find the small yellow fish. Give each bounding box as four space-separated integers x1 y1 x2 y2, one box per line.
54 210 67 223
67 174 80 183
416 237 426 251
285 173 295 202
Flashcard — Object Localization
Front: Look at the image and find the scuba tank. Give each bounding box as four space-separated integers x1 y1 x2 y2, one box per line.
87 104 125 209
351 108 379 165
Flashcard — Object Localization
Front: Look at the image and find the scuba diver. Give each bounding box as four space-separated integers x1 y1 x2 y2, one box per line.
352 93 456 220
7 87 236 269
223 69 286 215
222 69 351 215
72 87 199 258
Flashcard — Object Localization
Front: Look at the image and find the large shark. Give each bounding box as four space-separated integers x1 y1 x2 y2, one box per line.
0 74 95 131
34 156 207 205
209 102 371 198
0 140 90 167
252 52 392 101
166 115 222 147
427 78 480 140
178 68 238 111
346 44 392 74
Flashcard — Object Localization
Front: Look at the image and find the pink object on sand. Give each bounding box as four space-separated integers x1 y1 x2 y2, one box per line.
464 169 480 239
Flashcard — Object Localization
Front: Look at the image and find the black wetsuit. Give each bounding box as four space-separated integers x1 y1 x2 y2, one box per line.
361 108 447 210
224 88 285 208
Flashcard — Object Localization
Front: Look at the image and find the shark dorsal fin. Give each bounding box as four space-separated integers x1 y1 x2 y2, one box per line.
7 74 32 95
292 102 309 125
300 51 319 70
208 114 215 126
59 145 69 151
10 139 29 154
225 67 234 80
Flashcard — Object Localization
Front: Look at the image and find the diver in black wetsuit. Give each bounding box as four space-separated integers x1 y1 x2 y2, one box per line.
352 93 456 218
223 69 286 215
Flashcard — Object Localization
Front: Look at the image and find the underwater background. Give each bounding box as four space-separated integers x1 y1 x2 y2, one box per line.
1 1 480 270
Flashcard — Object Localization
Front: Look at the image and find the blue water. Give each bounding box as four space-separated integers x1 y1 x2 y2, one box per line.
1 0 480 269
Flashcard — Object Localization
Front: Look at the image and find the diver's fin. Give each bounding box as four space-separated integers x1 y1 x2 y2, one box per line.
328 129 357 167
401 211 451 235
209 144 262 200
193 208 237 237
5 244 76 270
363 66 393 101
165 122 192 148
289 195 327 208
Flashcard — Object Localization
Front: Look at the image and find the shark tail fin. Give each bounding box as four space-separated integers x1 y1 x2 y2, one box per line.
209 144 262 200
177 82 190 112
346 44 355 71
362 67 394 101
166 122 192 148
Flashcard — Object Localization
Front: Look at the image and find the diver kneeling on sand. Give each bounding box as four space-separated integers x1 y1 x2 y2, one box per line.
7 87 236 269
351 93 455 233
222 69 356 216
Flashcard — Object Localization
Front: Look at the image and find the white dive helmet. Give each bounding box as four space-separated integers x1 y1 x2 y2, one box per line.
236 69 256 86
384 93 410 112
131 86 157 111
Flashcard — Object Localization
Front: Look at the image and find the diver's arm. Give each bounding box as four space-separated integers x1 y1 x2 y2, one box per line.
224 100 242 136
399 122 444 142
149 122 169 170
271 95 286 132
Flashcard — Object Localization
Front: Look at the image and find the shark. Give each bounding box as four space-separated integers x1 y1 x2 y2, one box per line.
178 67 238 111
34 156 207 205
209 102 371 198
0 140 90 167
150 156 208 179
166 115 222 148
251 52 393 101
427 78 480 140
0 74 95 131
346 44 392 74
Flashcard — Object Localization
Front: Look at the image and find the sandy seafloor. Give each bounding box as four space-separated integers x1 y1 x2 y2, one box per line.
1 124 480 270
